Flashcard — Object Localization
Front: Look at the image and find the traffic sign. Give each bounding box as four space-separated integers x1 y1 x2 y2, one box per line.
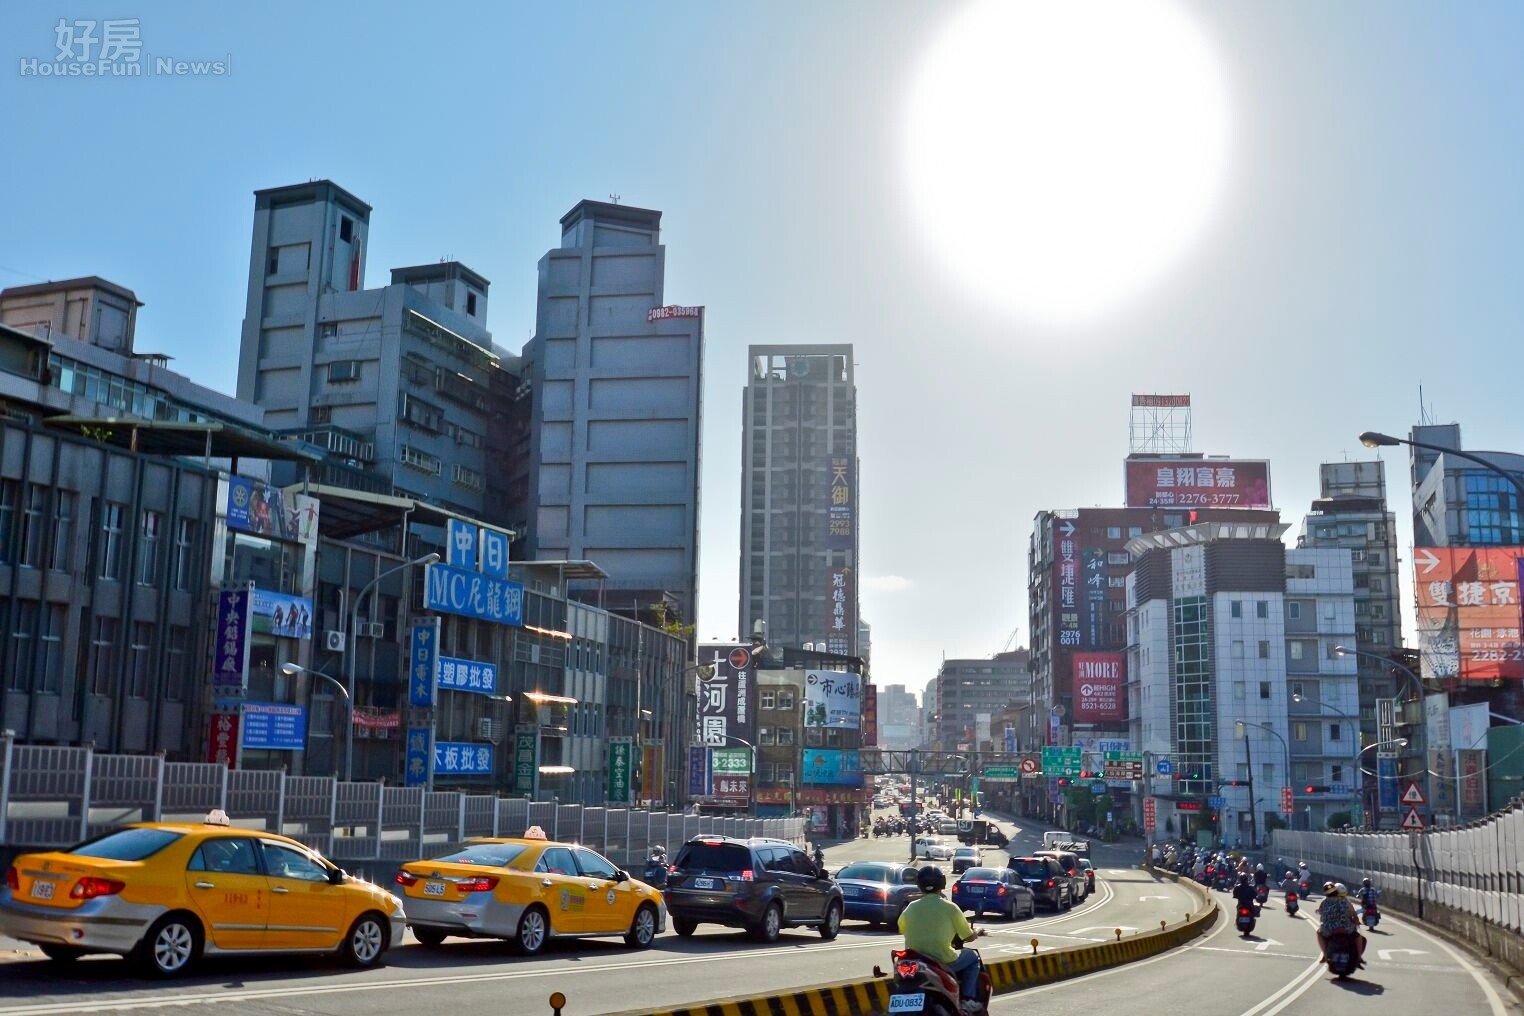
1208 796 1225 809
1091 781 1108 795
1280 786 1294 815
1399 806 1426 831
1020 757 1040 775
1103 751 1144 780
1041 746 1083 778
982 766 1022 779
1401 781 1426 806
1156 759 1174 776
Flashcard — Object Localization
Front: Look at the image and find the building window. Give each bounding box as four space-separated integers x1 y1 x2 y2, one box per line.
1326 641 1341 659
1351 548 1366 562
0 479 17 563
138 510 162 585
466 291 478 316
1106 526 1122 539
1289 641 1304 661
327 360 361 383
1331 764 1344 784
6 602 33 690
1293 721 1308 742
1290 681 1305 699
50 491 74 572
128 623 154 698
339 216 354 243
778 692 795 709
1260 681 1271 700
1231 640 1244 658
1129 527 1144 537
19 486 47 567
1258 640 1270 659
37 604 64 694
1287 601 1301 620
165 626 190 701
174 518 198 591
760 690 776 710
1108 552 1130 565
775 766 793 785
99 502 125 580
1233 681 1245 699
1230 601 1242 618
1256 601 1269 619
89 617 119 696
759 726 775 745
1329 722 1341 742
399 444 442 475
776 726 795 746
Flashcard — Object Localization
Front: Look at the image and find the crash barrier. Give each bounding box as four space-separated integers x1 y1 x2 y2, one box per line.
1274 799 1524 992
0 735 804 871
607 877 1219 1016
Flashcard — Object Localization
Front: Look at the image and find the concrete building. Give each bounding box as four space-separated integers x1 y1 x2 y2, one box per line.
519 200 703 622
755 670 804 816
739 345 858 656
931 651 1031 751
1126 522 1358 839
877 683 922 750
1410 423 1524 548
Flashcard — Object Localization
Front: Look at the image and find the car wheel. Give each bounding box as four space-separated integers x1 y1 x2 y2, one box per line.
340 912 389 968
40 944 85 963
673 917 698 938
819 902 842 940
515 906 550 956
135 913 201 978
412 927 448 948
625 904 658 949
751 902 783 943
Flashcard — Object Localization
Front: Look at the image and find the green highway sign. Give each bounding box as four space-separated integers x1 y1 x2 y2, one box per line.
1102 751 1144 780
983 766 1022 779
1041 746 1082 778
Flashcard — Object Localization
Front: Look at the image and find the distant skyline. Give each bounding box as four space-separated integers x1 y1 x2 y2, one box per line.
5 2 1524 696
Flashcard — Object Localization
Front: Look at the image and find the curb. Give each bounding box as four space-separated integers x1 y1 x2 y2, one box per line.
605 873 1218 1016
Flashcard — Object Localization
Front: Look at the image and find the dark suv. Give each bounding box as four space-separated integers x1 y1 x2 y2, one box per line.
1008 856 1073 911
664 836 844 942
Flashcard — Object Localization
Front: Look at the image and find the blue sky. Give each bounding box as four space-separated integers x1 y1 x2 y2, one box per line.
4 2 1524 697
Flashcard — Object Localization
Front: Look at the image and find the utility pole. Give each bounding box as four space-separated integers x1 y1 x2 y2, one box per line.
1243 733 1258 850
907 749 920 865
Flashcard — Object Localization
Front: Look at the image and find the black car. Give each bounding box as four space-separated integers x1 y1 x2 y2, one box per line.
951 867 1037 920
664 836 845 943
1008 856 1073 911
950 846 982 875
834 861 923 927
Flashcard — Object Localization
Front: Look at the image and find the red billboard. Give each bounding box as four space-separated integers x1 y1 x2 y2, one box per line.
1124 458 1271 509
1414 547 1524 682
862 683 878 746
206 712 239 768
1072 653 1126 722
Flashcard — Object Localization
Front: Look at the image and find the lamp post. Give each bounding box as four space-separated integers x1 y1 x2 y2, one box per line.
281 663 351 776
1235 719 1291 835
1334 645 1428 813
347 552 439 782
1359 431 1524 504
1291 693 1364 825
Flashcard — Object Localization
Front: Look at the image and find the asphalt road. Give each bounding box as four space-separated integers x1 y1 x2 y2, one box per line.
0 813 1194 1015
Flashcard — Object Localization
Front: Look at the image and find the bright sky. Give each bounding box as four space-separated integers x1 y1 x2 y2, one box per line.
4 2 1524 699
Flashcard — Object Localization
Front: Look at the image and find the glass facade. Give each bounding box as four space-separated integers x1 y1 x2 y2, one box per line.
1463 472 1524 545
1172 595 1215 797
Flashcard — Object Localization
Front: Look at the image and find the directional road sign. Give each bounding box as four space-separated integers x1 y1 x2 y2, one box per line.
982 766 1022 779
1208 795 1225 809
1156 759 1174 776
1399 806 1426 831
1042 746 1083 778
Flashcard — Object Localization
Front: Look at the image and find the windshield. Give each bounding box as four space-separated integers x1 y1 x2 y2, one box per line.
837 863 893 882
69 828 183 861
429 842 529 867
674 842 751 874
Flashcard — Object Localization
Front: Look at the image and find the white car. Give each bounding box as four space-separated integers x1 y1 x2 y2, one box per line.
915 836 954 861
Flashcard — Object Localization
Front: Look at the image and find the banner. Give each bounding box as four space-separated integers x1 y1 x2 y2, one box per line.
250 589 314 639
405 727 433 787
408 620 440 708
240 703 306 751
1414 547 1523 681
805 670 861 729
826 567 855 656
212 588 253 693
1124 458 1272 509
826 455 854 550
862 683 878 746
437 656 497 696
687 745 711 797
608 738 633 803
696 644 756 747
514 724 538 795
801 749 863 787
1072 653 1126 722
1458 749 1487 816
435 741 493 776
226 477 319 546
423 562 524 626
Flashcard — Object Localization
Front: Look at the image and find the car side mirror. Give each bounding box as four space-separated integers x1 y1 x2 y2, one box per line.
328 867 346 886
614 869 629 883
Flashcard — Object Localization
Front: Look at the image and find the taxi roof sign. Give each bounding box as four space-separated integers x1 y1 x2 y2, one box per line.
523 825 548 840
204 809 231 827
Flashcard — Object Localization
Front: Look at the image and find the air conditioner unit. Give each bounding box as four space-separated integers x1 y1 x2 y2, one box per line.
324 630 346 653
477 717 496 741
360 622 385 639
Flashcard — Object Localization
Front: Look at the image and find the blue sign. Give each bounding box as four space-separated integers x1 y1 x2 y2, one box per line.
250 589 314 639
241 703 306 751
801 749 863 787
212 589 252 693
434 741 494 776
687 746 710 797
1156 759 1174 776
447 519 478 570
406 727 432 786
1208 795 1225 808
1003 726 1016 754
423 563 524 626
1378 757 1399 809
1091 781 1108 795
479 528 510 580
438 656 497 696
409 620 440 707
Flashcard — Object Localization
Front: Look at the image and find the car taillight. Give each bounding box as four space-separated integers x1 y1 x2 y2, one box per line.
455 876 499 893
1047 879 1054 887
395 870 418 886
4 867 17 891
739 870 754 882
876 888 888 899
1239 907 1251 916
70 877 125 900
997 886 1007 895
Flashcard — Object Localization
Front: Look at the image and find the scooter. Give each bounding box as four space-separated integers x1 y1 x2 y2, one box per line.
1254 885 1269 906
1362 906 1380 930
1285 890 1299 917
1236 905 1257 937
880 947 991 1016
1324 931 1361 979
642 854 669 890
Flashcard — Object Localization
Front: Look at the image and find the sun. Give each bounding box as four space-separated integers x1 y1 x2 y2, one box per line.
904 0 1231 325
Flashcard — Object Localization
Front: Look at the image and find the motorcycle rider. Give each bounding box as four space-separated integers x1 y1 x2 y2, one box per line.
1232 872 1259 914
1297 860 1311 892
898 865 988 1015
643 844 669 888
1253 863 1268 890
1315 881 1366 966
1355 877 1380 915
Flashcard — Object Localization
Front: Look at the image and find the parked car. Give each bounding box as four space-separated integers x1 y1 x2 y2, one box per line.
833 861 922 928
0 811 405 976
392 826 665 954
1078 857 1097 893
1033 850 1088 902
950 846 982 875
951 867 1037 920
1007 856 1073 912
663 837 843 943
914 836 955 861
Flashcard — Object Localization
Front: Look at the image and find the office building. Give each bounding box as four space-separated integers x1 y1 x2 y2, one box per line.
877 683 922 750
931 651 1030 751
739 345 858 655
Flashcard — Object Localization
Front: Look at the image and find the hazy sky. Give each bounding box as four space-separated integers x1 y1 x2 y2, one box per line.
4 2 1524 699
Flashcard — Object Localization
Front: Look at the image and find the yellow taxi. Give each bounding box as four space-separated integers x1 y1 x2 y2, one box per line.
392 825 665 954
0 811 406 976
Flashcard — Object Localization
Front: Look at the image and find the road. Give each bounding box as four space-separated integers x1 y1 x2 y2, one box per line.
0 813 1193 1015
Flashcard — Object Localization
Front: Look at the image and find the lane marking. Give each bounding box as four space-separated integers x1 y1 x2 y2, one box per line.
1234 959 1323 1016
1383 912 1508 1016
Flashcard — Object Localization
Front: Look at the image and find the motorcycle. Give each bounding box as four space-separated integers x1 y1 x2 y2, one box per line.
881 947 991 1016
1324 931 1361 979
1236 905 1257 937
1254 885 1269 906
642 855 669 890
1362 906 1380 930
1285 890 1299 917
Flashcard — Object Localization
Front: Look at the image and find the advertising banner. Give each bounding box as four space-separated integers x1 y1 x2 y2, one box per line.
212 588 253 694
826 567 855 656
712 774 751 802
608 738 633 803
423 562 524 626
1004 726 1017 753
1450 702 1491 751
226 476 318 545
514 724 538 795
405 727 433 787
408 620 440 708
1458 749 1487 816
250 589 313 639
240 703 306 751
1072 653 1126 723
1414 547 1523 681
862 683 878 746
801 749 864 787
437 656 497 696
826 456 854 550
687 745 711 797
696 644 756 747
206 711 239 768
804 669 861 729
640 741 664 804
711 747 753 775
435 741 493 776
1055 519 1081 649
1083 546 1107 647
1377 757 1399 809
1124 458 1272 509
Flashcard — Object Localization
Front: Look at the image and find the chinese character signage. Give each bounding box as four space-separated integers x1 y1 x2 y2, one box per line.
826 456 854 550
696 644 756 747
1124 458 1272 509
1054 519 1081 649
687 745 711 797
406 727 433 787
825 567 855 656
1072 653 1126 723
712 774 751 801
435 741 493 776
447 518 478 570
212 588 252 693
514 724 538 795
479 528 510 580
250 589 314 639
206 711 239 768
712 747 753 774
801 749 863 787
423 562 524 626
804 670 861 729
437 656 498 696
862 683 878 746
409 620 440 707
225 476 319 545
608 738 633 803
1414 547 1523 681
240 703 306 751
1083 547 1107 647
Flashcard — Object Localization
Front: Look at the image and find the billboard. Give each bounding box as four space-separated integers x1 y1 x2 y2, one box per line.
240 703 306 751
862 683 878 746
800 749 864 787
1124 458 1272 509
423 563 524 626
251 589 313 639
1072 653 1126 723
211 588 252 694
805 669 861 729
225 476 318 545
1055 519 1081 649
1414 547 1524 681
826 456 855 550
696 644 756 747
826 567 855 656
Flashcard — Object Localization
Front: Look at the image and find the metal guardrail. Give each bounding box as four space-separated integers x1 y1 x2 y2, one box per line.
0 734 804 869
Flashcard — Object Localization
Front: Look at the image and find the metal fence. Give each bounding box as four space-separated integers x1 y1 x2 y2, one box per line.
0 736 804 871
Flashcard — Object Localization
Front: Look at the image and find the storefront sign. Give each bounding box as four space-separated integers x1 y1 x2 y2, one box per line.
250 589 314 639
801 749 863 787
240 703 306 751
434 741 493 776
212 588 252 693
405 727 433 787
423 562 524 626
696 644 755 747
608 738 633 804
408 619 440 708
514 724 538 795
206 711 239 768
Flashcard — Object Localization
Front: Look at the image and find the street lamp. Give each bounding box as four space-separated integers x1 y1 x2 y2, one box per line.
1235 719 1291 834
1357 738 1410 775
346 552 439 782
1333 645 1428 807
281 663 351 776
1291 692 1364 826
521 691 577 800
1360 431 1524 503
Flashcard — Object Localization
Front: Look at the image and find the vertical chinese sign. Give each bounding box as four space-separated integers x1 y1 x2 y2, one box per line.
408 619 440 708
608 738 633 804
514 724 538 796
826 456 854 550
696 644 755 748
862 682 878 746
206 712 240 768
212 586 253 694
1054 520 1080 650
405 727 433 787
1083 547 1107 647
826 567 854 656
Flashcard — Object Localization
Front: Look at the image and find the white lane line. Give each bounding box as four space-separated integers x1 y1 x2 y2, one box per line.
1383 913 1509 1016
1234 958 1324 1016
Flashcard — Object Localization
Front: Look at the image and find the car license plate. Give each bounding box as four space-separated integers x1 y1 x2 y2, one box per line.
30 880 54 901
691 877 718 890
842 886 860 896
888 993 925 1013
965 886 983 895
424 881 447 896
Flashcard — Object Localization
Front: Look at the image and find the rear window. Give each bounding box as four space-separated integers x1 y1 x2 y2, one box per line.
955 848 978 856
429 842 528 867
1010 860 1052 878
69 827 182 862
838 863 893 882
962 867 1002 881
675 842 752 874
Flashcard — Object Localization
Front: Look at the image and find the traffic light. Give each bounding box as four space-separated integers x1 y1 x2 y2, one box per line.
1057 778 1070 787
1304 785 1330 794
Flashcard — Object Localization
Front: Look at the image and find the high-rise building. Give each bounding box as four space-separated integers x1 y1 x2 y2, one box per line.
739 345 858 655
1409 423 1524 548
519 200 703 622
877 683 922 750
931 651 1030 751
